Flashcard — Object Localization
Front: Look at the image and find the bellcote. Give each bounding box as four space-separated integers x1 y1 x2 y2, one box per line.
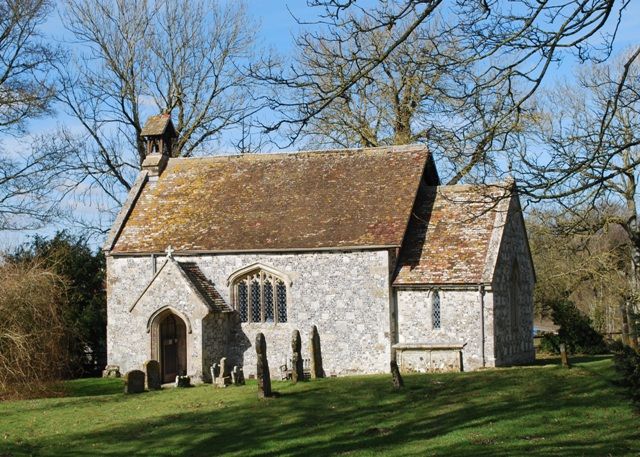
140 114 177 176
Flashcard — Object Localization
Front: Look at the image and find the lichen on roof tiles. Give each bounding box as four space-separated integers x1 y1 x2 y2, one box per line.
111 145 430 253
393 184 512 285
140 114 172 136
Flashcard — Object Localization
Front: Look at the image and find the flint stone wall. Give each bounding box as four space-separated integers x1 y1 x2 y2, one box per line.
491 197 535 366
395 289 493 371
107 250 392 378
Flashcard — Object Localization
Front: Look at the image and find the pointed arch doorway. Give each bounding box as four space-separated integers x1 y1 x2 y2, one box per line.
159 313 187 383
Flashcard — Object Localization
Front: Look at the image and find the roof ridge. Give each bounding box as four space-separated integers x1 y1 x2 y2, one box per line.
169 144 428 162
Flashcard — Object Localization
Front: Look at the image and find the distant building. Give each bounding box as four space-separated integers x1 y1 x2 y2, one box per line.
104 116 535 383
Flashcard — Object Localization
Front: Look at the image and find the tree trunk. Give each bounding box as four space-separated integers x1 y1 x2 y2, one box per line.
620 302 630 346
627 301 638 349
629 240 640 349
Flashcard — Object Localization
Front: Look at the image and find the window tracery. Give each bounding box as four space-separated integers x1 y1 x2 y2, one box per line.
232 269 288 323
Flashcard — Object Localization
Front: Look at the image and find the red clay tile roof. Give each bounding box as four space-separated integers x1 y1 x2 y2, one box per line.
111 145 431 253
393 184 511 285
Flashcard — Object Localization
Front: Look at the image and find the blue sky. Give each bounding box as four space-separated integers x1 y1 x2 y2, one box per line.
1 0 639 250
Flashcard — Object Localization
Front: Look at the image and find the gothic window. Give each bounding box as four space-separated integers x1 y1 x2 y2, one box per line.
432 290 441 330
233 269 288 324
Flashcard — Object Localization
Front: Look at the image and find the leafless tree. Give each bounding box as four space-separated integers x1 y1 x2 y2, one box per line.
255 0 629 183
45 0 260 226
0 0 62 230
0 0 58 134
528 207 629 336
519 50 640 347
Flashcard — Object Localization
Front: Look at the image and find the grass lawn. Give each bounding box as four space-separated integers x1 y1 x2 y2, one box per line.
0 356 638 456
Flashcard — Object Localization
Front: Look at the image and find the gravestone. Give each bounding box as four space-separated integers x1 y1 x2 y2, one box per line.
291 329 304 383
144 360 161 390
310 325 325 379
210 363 220 384
103 365 121 378
124 370 145 394
256 333 272 398
215 357 232 387
175 375 191 388
560 343 571 368
232 366 246 385
390 361 404 390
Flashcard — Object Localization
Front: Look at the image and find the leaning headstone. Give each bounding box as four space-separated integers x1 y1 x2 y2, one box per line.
390 361 404 390
103 364 121 378
175 375 191 388
256 333 272 398
210 363 220 384
124 370 145 394
291 329 304 383
310 325 325 379
232 366 246 385
144 360 161 390
559 343 571 368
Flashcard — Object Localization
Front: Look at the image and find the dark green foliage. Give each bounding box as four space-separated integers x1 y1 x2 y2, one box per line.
610 341 640 404
540 300 607 354
11 231 106 376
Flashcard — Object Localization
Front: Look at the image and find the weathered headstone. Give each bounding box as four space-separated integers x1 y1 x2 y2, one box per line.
215 357 232 387
256 333 272 398
390 361 404 389
124 370 145 394
559 343 571 368
291 329 304 383
210 363 220 384
144 360 161 390
310 325 325 379
102 364 121 378
175 375 191 387
232 365 246 385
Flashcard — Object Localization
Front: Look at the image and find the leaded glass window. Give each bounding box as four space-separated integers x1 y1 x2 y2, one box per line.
233 268 288 323
264 279 274 323
238 282 248 322
277 280 287 323
251 279 261 322
432 291 441 330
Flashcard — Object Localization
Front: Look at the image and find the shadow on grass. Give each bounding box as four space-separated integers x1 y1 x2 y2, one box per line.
63 377 124 397
15 361 638 457
527 354 612 367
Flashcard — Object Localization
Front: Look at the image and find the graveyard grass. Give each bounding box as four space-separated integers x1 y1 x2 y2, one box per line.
1 356 638 457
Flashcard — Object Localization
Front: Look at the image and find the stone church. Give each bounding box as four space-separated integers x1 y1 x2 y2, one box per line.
104 115 535 383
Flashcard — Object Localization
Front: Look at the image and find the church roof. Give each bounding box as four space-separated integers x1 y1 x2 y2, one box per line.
109 145 432 254
393 184 512 285
178 262 231 312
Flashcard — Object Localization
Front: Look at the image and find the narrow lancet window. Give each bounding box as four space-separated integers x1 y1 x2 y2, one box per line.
432 291 441 330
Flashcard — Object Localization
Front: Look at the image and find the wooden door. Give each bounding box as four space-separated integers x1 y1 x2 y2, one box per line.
160 314 187 383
